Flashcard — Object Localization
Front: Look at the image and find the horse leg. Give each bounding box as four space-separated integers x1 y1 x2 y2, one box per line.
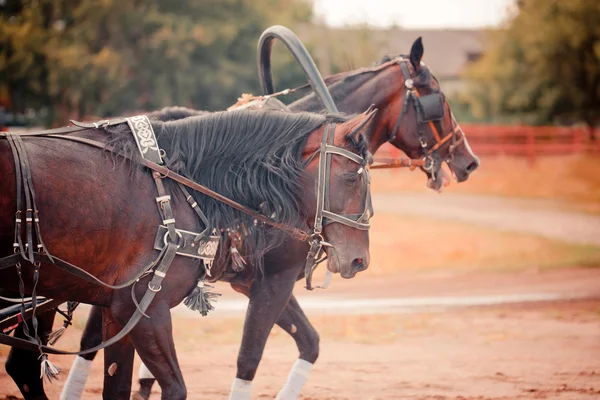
60 305 103 400
100 308 135 400
120 300 186 400
132 362 156 400
273 295 319 400
5 311 56 400
229 268 298 400
231 285 318 400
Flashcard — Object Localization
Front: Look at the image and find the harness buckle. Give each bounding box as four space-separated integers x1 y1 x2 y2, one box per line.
423 157 436 174
148 283 162 292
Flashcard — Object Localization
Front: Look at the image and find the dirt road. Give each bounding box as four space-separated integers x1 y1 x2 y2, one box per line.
1 267 599 400
373 193 600 246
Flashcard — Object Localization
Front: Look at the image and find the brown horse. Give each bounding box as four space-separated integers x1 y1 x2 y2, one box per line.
0 109 376 399
55 37 479 400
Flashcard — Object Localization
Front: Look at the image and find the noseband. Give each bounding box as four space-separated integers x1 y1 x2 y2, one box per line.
388 58 465 181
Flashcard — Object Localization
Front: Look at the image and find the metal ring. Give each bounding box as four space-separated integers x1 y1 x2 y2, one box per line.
311 233 324 244
163 230 183 249
148 283 162 292
159 148 167 158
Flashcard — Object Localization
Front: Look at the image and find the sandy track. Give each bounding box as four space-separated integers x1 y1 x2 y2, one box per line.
373 193 600 246
1 267 599 399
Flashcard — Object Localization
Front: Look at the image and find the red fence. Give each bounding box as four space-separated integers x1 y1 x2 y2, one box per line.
379 125 600 166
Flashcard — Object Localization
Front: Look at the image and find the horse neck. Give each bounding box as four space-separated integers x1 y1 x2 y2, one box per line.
289 69 399 155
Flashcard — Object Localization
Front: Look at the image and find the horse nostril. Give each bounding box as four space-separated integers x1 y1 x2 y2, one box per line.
466 160 479 172
351 258 367 273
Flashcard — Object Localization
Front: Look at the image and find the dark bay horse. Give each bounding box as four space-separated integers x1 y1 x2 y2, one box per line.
54 37 479 400
0 109 376 399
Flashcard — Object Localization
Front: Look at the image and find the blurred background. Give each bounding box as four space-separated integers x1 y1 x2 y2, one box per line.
1 0 599 399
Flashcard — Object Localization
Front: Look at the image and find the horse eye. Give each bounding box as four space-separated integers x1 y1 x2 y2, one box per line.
342 172 360 184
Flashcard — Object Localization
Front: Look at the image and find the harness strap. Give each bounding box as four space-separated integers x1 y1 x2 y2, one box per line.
178 184 211 238
4 133 51 354
5 135 25 258
0 242 178 356
0 252 162 289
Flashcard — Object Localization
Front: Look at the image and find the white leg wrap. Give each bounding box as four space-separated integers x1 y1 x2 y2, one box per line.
59 356 93 400
228 377 253 400
275 359 313 400
138 362 155 380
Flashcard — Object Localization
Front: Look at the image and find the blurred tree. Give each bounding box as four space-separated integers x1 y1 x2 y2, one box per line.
0 0 313 125
463 0 600 139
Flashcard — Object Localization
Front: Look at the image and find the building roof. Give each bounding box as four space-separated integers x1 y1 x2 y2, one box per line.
298 25 486 79
372 28 486 78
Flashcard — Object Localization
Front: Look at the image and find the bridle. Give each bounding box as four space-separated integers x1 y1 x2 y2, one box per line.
388 58 466 182
235 57 468 178
303 121 373 290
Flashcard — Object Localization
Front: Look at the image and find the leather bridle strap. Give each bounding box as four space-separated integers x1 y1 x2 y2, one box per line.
305 122 334 290
304 121 372 290
385 60 459 177
371 157 425 169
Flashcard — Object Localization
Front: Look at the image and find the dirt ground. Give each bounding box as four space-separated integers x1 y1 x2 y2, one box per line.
1 155 599 399
1 267 599 400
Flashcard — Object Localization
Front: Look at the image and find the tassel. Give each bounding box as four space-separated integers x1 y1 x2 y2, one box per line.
39 353 61 382
47 326 66 346
228 229 246 272
230 246 246 272
48 301 77 345
183 280 221 316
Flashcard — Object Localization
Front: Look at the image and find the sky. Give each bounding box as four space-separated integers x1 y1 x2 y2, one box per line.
312 0 516 29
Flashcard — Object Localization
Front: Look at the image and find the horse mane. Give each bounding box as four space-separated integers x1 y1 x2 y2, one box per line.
106 109 364 269
146 106 207 121
290 71 377 113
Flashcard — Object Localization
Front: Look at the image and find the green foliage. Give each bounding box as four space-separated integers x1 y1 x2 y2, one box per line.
0 0 313 125
463 0 600 135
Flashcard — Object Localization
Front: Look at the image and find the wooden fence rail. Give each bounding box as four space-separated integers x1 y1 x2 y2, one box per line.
378 125 600 166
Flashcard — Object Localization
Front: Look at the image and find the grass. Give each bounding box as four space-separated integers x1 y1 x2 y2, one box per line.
372 154 600 214
365 212 600 276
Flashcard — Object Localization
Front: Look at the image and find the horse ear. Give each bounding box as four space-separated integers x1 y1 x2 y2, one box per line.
346 106 378 140
409 37 424 70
